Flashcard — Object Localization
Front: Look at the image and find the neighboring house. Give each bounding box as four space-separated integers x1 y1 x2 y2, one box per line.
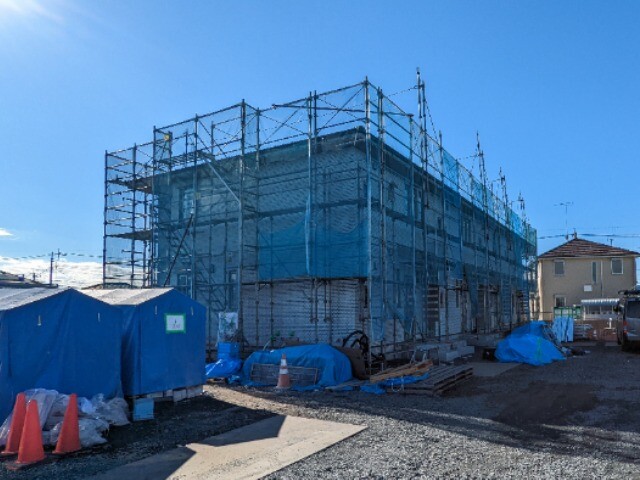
0 271 53 289
537 237 638 320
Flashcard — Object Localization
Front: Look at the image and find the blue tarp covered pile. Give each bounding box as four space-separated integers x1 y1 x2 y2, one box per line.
241 344 352 390
496 321 565 366
0 288 123 421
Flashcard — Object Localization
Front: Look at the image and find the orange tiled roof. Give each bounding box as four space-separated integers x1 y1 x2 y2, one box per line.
539 238 639 259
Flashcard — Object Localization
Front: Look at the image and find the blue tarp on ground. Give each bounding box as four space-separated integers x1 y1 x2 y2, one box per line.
552 316 574 342
496 321 565 366
360 371 432 395
206 342 242 379
206 359 242 378
85 289 206 396
241 344 352 389
0 288 123 420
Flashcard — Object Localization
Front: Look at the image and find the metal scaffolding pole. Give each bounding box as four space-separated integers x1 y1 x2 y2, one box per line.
377 87 387 346
438 131 449 340
417 70 431 338
364 79 374 366
478 135 490 333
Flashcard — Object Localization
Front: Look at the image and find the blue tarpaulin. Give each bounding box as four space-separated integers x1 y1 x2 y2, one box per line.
206 341 242 379
206 359 242 378
85 289 206 396
360 371 431 395
496 321 565 366
241 344 352 389
552 316 574 342
0 288 123 420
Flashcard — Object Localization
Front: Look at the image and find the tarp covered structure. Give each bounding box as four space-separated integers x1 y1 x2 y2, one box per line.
85 288 206 396
241 344 352 389
0 288 122 420
496 321 565 366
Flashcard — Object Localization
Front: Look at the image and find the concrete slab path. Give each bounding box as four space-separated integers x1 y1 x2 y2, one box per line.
468 361 520 377
91 415 366 480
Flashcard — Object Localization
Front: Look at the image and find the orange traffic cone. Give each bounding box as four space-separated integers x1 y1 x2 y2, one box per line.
53 394 81 455
15 400 45 466
276 353 291 390
1 393 27 457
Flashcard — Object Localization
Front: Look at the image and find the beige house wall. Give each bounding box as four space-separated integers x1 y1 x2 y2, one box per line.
537 256 637 320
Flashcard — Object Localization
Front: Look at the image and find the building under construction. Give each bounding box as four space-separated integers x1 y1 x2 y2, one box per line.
103 77 537 356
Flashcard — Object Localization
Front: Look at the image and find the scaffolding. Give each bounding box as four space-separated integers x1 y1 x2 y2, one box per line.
103 75 538 356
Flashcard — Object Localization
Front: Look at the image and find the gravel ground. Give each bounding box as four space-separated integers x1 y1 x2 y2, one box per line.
0 394 272 480
208 345 640 479
2 345 638 479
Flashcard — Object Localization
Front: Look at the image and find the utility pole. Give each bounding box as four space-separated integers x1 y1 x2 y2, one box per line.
49 249 61 287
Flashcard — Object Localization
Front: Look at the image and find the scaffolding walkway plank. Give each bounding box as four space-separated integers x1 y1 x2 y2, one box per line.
394 364 473 396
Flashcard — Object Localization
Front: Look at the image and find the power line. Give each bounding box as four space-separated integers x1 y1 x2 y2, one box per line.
0 252 103 261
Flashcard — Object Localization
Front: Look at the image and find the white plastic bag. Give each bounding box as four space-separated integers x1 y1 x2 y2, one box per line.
49 418 109 448
0 388 58 446
91 394 129 426
1 390 129 447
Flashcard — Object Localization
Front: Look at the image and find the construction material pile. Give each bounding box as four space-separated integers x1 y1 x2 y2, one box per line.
241 344 352 391
496 321 566 366
0 388 129 450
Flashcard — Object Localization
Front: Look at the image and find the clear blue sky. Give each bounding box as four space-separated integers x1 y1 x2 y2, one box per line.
1 0 639 262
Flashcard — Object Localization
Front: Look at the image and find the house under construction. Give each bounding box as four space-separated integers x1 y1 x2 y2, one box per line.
103 77 537 357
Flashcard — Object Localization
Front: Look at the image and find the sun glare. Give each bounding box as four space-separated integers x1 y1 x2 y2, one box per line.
0 0 64 23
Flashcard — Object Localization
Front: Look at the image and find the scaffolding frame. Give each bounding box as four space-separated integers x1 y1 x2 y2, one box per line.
103 76 538 356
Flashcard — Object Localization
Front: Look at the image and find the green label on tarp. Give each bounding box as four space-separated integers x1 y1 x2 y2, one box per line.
165 313 186 333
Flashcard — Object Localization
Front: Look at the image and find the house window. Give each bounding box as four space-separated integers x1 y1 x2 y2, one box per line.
227 270 238 307
592 262 597 283
462 219 472 244
180 187 194 220
177 273 191 294
554 295 566 308
554 260 565 276
612 258 623 275
387 183 396 208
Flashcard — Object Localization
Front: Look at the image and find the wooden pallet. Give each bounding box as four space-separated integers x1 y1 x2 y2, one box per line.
369 360 433 383
134 385 204 402
395 365 473 396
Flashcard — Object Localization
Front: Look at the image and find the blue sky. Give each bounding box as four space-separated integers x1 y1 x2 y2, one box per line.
1 1 639 270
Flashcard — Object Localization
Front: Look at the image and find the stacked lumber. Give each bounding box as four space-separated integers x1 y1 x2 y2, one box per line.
369 360 433 383
398 365 473 396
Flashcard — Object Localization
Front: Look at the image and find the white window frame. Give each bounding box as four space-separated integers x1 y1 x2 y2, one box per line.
611 258 623 275
554 260 565 276
554 295 566 308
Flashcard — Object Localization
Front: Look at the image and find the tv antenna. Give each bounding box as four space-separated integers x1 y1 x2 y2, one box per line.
554 202 574 240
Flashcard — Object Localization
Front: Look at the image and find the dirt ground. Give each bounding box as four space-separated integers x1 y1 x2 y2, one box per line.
2 344 639 479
